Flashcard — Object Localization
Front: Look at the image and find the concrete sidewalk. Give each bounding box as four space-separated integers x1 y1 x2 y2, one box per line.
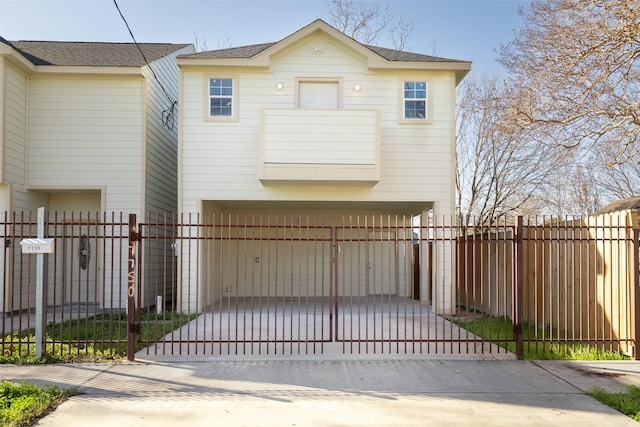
2 357 640 426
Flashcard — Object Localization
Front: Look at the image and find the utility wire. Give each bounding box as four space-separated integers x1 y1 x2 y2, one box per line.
113 0 177 130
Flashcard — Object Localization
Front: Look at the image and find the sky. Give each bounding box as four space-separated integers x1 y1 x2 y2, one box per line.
0 0 528 74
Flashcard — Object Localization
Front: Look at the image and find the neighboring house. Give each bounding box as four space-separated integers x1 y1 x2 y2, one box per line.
176 20 471 313
0 37 194 313
594 196 640 221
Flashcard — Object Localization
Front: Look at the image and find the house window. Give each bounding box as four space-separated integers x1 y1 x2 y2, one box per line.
209 78 234 117
403 81 427 120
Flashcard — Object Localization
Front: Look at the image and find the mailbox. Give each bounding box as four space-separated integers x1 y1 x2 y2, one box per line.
20 238 55 254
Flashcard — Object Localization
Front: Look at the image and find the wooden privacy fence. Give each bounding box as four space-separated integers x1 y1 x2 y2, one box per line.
1 210 638 360
457 211 639 357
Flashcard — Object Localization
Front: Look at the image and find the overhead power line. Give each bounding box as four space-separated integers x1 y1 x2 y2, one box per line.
113 0 177 130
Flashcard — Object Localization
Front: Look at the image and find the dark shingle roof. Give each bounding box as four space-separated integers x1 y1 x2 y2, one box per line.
179 41 465 63
364 45 465 63
178 18 467 64
182 43 276 60
0 36 13 47
6 41 191 67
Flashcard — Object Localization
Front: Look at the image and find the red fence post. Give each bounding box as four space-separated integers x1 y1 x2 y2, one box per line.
514 216 524 359
633 226 640 360
331 226 337 344
127 214 139 361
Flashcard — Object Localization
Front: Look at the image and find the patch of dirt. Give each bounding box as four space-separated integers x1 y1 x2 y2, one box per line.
574 366 624 378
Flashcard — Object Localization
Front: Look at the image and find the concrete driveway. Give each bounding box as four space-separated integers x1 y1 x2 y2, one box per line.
139 297 512 359
3 358 640 426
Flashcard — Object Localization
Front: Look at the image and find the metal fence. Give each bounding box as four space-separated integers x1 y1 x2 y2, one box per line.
1 211 131 359
458 214 639 358
1 211 638 360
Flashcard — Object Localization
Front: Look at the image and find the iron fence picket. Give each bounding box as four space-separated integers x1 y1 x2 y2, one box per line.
1 212 637 360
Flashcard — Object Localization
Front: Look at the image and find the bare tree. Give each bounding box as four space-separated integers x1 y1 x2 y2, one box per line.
456 74 562 225
193 32 208 52
327 0 414 50
545 154 603 217
592 149 640 201
193 32 232 52
499 0 640 164
388 14 414 51
216 35 232 50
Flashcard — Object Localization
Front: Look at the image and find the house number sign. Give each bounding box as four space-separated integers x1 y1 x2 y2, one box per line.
20 238 55 254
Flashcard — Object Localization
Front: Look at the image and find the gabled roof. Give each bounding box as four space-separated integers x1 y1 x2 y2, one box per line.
177 19 470 83
182 41 464 64
4 40 191 67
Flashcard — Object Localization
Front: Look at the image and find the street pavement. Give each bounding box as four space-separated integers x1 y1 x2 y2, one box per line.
2 355 640 426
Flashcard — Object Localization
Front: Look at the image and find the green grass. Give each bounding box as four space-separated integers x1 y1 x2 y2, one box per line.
0 310 196 425
456 312 636 423
1 310 197 364
589 386 640 422
450 312 629 360
0 381 74 427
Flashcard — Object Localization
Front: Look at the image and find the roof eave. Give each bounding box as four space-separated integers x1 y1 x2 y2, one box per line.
0 43 37 72
178 56 472 83
456 67 472 85
176 20 471 83
34 65 144 75
368 59 471 72
177 57 270 68
178 20 385 69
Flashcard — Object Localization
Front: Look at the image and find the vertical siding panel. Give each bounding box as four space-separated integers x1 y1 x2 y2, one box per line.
144 45 194 215
142 45 195 307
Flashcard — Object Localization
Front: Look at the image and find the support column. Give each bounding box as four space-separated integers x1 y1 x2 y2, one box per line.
178 213 202 313
631 213 639 360
428 201 456 315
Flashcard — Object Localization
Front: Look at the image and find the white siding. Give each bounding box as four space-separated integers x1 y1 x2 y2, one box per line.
3 62 49 212
262 109 377 164
2 62 44 313
142 46 194 308
27 76 145 213
144 45 194 215
3 62 27 188
180 33 456 213
178 25 461 313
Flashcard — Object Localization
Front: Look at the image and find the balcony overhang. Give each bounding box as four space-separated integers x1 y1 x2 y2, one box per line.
259 108 380 184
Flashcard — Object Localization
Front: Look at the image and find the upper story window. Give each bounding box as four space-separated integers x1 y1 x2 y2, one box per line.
402 81 428 121
208 78 235 119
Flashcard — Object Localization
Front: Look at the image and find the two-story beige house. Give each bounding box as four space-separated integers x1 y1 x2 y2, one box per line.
0 38 193 314
176 20 470 315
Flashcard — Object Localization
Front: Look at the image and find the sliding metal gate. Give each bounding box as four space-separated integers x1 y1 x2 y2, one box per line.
2 212 636 360
137 214 507 358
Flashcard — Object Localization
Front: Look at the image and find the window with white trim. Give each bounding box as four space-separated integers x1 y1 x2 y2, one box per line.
208 78 234 117
403 81 427 120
